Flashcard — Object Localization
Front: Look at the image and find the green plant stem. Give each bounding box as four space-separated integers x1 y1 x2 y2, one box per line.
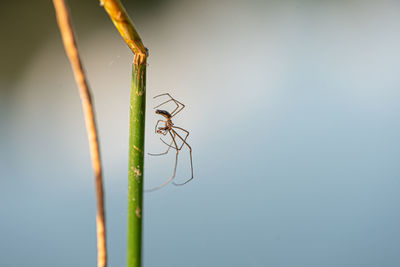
100 1 147 266
127 59 146 267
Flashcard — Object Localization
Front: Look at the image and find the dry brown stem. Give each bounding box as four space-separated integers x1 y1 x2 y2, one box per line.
100 0 147 63
52 1 107 266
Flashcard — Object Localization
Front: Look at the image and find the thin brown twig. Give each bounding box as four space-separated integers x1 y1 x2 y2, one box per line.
52 1 107 267
100 0 147 64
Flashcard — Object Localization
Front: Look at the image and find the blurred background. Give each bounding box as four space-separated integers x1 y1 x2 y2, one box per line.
1 0 400 266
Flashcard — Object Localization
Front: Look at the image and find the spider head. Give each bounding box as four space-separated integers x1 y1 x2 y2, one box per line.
156 127 168 135
155 109 171 119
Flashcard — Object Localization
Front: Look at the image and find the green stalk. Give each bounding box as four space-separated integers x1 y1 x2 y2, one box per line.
127 59 146 267
100 1 147 266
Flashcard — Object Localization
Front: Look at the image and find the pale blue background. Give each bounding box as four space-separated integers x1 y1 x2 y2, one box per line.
1 0 400 266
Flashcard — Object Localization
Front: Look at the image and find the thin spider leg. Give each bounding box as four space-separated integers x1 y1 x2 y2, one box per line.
153 93 185 118
145 131 179 192
153 94 179 114
159 135 178 150
170 98 185 118
170 129 194 186
154 119 165 133
153 93 171 99
154 99 179 115
172 126 189 150
148 132 176 156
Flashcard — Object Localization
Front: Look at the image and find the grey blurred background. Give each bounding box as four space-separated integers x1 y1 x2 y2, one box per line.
1 0 400 266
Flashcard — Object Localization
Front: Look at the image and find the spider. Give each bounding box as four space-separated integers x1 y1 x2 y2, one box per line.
146 93 194 192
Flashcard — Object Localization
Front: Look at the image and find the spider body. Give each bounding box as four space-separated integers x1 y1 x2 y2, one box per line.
155 109 172 119
147 93 194 192
155 110 174 134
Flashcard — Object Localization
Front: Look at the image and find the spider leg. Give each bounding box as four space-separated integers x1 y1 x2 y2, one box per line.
170 97 185 118
170 129 193 186
148 120 168 156
153 94 178 113
159 135 178 150
154 99 178 114
154 119 165 133
153 93 171 99
148 137 174 156
172 126 189 150
148 128 178 156
145 131 179 192
153 93 185 118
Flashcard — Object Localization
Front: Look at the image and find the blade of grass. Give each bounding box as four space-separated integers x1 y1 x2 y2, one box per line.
126 57 146 267
100 1 147 266
52 1 107 267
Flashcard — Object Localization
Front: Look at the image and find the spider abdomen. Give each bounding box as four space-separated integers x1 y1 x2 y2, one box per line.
155 109 172 118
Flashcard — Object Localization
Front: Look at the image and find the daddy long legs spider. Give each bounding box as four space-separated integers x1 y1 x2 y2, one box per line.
146 93 194 192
